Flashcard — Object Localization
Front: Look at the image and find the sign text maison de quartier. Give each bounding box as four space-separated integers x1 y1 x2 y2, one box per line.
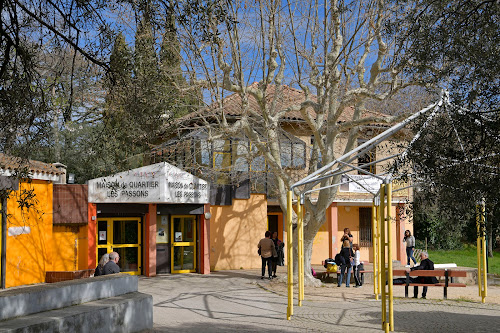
96 179 208 199
96 180 159 198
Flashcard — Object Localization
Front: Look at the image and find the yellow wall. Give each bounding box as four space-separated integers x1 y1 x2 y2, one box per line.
5 180 53 288
310 204 410 265
77 225 88 270
209 194 267 270
52 225 78 271
51 225 88 271
311 220 329 265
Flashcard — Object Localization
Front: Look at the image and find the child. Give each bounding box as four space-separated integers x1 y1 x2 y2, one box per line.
352 244 362 287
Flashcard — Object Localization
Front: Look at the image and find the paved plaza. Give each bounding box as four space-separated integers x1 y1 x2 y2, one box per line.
138 269 500 332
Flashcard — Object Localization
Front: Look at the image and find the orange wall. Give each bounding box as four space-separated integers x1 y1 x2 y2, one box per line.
5 180 53 288
51 225 88 271
77 225 88 270
311 220 330 265
310 204 411 265
209 194 267 270
52 225 78 271
207 195 413 269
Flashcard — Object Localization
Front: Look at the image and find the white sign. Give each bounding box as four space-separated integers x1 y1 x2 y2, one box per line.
8 226 30 236
175 232 182 242
339 175 383 193
88 162 209 204
99 231 107 241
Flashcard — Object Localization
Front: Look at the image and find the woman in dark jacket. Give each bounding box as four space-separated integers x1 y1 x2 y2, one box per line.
337 240 354 287
94 253 109 277
271 232 284 278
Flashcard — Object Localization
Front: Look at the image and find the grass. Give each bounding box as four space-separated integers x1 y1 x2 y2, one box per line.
427 245 500 275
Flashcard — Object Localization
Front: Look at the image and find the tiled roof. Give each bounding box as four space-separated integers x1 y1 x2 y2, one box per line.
181 83 386 123
0 153 64 176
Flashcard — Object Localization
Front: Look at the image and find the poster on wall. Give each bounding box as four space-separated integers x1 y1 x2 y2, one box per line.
157 228 168 244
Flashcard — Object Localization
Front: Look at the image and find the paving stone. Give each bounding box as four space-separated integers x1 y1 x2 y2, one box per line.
138 269 500 333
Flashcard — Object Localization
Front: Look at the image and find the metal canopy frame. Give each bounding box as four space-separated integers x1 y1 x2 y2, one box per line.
284 90 493 332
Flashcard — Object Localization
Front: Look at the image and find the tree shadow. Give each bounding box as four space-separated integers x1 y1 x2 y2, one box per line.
151 322 289 332
362 307 500 332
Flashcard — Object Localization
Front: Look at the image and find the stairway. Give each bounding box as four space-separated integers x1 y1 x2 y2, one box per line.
0 274 152 332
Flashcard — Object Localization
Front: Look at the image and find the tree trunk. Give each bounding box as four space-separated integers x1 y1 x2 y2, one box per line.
292 228 322 287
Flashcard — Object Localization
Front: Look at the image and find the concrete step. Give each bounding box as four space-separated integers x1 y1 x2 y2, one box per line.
0 274 138 321
0 292 152 333
487 273 500 286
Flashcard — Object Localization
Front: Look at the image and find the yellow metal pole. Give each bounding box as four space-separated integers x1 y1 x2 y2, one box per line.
380 184 387 331
286 190 293 319
480 201 487 303
372 203 379 300
386 182 394 331
476 204 482 298
297 198 303 306
375 196 382 294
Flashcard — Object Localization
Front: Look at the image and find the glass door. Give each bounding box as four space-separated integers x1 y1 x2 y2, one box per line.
171 216 196 273
96 218 142 275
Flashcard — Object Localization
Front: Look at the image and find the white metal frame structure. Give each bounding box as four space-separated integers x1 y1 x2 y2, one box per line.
285 91 491 331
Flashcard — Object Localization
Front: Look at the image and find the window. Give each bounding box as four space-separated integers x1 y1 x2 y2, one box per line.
359 207 372 247
233 140 249 172
280 139 306 169
292 143 305 168
196 140 211 166
213 139 232 171
358 139 376 174
250 144 266 171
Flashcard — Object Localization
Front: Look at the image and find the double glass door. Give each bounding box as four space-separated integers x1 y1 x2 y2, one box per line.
97 218 142 275
171 216 196 273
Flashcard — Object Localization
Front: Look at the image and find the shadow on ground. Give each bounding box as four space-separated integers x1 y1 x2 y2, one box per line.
151 322 288 332
362 308 500 332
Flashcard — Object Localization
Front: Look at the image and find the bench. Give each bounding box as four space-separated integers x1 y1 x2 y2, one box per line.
335 263 372 284
393 269 467 299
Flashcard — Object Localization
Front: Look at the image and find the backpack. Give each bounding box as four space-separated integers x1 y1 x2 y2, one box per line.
335 253 346 266
323 258 335 268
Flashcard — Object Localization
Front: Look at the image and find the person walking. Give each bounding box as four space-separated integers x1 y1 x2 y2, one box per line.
271 231 283 278
103 252 120 275
403 230 417 267
258 231 276 280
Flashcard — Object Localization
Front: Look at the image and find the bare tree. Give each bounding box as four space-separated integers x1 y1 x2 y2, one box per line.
164 0 432 284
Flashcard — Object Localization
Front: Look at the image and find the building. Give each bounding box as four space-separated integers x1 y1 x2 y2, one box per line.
148 86 413 272
87 163 211 276
0 154 68 288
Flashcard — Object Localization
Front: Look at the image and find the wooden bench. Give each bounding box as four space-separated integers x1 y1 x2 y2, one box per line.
393 269 467 299
335 263 373 284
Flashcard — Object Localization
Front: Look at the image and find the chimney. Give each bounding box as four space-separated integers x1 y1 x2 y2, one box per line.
52 162 67 184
